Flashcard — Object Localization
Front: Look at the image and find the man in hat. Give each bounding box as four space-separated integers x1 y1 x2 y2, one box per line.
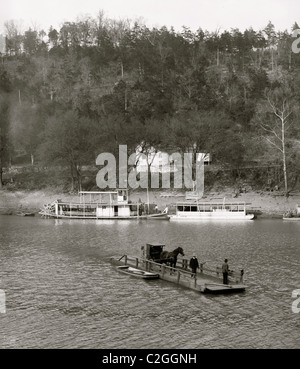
189 254 199 278
222 259 229 284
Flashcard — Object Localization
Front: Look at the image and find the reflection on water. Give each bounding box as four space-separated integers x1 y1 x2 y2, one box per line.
0 215 299 348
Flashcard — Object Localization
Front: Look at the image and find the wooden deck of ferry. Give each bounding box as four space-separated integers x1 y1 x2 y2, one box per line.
110 254 247 294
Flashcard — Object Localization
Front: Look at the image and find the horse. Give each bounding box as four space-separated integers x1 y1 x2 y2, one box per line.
160 247 185 271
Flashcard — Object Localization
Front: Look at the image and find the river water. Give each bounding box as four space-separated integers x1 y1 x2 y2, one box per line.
0 215 299 349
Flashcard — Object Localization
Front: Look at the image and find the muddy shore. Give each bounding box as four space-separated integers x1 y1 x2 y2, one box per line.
1 188 299 218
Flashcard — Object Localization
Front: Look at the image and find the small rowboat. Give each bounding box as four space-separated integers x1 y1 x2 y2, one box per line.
116 265 159 279
147 213 170 220
283 216 300 221
16 212 35 217
283 205 300 220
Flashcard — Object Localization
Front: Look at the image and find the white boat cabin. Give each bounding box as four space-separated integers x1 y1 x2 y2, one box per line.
79 189 131 218
171 201 254 220
175 202 248 213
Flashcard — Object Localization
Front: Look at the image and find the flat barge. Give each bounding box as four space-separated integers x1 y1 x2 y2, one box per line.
111 244 247 294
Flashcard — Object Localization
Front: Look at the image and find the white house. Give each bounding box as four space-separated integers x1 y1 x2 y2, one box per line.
135 144 211 174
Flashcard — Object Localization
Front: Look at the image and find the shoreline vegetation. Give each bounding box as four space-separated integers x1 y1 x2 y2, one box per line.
1 188 299 218
1 19 300 210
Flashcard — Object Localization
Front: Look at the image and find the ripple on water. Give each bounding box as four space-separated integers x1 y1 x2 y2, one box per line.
0 215 299 349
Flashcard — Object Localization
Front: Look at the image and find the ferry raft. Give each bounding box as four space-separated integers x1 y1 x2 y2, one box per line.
111 243 247 294
169 200 255 221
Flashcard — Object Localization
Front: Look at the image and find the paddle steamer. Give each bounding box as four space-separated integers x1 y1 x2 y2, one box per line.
39 189 146 219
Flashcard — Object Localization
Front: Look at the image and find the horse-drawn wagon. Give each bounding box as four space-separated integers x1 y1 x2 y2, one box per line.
144 243 184 269
145 243 165 262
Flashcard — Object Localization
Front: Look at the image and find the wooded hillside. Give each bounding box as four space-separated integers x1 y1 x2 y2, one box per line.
0 12 300 195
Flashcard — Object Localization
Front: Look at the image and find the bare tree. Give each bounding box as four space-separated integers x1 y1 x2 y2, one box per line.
4 19 24 55
257 86 295 197
0 127 3 189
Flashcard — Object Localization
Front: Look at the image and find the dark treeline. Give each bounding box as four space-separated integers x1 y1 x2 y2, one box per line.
0 11 300 195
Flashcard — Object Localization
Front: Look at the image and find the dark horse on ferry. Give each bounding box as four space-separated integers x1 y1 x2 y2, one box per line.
159 247 185 270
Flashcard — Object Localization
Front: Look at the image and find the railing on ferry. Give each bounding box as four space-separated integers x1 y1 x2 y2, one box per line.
118 255 244 283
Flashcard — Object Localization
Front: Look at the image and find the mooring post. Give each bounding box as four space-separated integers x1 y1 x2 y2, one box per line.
240 269 244 283
124 255 127 265
161 264 165 277
177 271 181 283
135 258 139 268
200 263 203 273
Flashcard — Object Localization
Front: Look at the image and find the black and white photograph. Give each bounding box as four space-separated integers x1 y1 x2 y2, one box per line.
0 0 299 353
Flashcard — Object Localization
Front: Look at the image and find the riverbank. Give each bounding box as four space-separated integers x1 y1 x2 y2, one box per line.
1 188 299 218
130 189 299 218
